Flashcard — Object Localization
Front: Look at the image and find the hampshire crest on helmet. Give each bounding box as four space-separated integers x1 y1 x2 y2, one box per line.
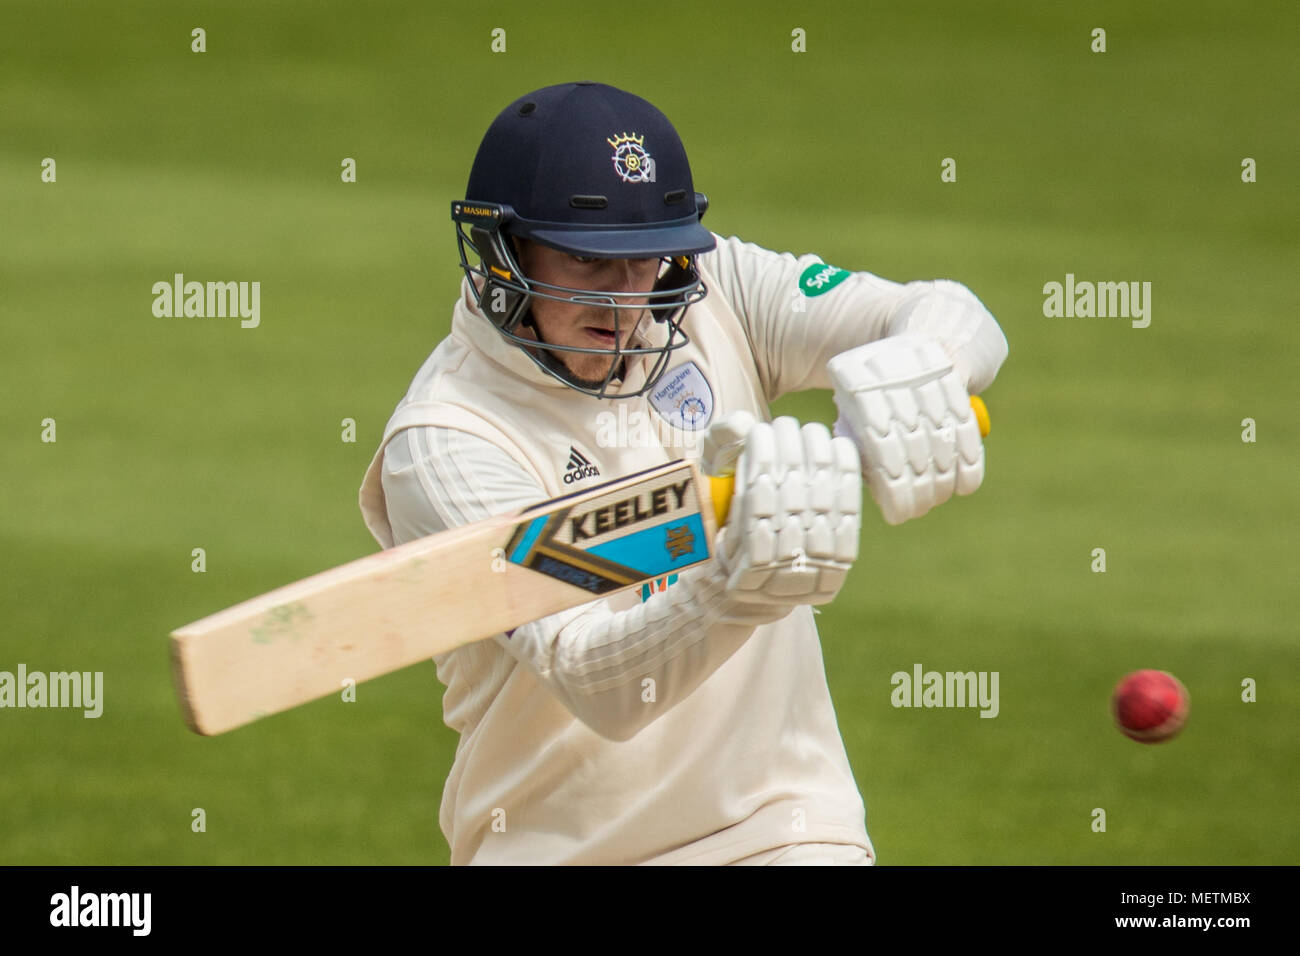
608 133 656 183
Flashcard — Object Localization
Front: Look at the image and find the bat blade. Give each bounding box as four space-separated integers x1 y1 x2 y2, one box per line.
171 460 727 736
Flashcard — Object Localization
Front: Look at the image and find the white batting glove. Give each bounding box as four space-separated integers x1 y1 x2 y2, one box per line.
701 413 861 605
827 334 984 526
699 409 756 478
884 280 1008 395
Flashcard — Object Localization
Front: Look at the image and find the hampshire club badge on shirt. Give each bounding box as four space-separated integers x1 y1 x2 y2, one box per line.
649 361 714 431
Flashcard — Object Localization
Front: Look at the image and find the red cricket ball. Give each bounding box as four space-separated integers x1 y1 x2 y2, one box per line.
1112 670 1190 743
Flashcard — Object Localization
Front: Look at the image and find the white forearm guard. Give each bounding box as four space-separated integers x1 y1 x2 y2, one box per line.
828 334 984 526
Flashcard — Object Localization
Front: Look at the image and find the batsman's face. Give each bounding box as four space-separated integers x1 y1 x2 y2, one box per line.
514 239 661 385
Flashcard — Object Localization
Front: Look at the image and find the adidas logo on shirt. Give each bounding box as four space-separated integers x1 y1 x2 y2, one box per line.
563 447 601 484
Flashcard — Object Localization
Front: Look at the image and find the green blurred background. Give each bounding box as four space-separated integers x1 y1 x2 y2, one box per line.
2 0 1295 864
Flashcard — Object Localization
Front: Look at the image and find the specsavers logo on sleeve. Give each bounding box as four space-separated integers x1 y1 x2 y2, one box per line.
799 262 850 297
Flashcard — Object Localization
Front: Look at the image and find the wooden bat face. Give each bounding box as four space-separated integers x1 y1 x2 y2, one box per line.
171 460 729 736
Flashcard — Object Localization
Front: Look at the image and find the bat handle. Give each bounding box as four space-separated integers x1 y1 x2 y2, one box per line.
707 473 735 526
970 394 991 438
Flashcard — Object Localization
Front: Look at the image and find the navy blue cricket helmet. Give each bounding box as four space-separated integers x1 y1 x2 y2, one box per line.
452 82 714 398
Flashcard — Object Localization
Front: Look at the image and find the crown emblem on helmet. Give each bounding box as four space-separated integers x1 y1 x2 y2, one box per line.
607 132 656 184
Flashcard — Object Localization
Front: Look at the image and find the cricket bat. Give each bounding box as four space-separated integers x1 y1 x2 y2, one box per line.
171 460 735 736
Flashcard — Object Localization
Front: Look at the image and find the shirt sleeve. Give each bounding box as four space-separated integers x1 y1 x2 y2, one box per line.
699 233 1008 399
381 426 776 741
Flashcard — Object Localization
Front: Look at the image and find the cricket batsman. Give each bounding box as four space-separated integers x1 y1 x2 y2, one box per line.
358 82 1008 865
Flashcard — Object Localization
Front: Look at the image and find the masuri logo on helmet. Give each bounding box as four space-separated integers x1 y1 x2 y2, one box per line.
452 82 715 400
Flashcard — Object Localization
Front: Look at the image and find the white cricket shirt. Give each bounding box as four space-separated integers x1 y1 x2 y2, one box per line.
359 233 1007 864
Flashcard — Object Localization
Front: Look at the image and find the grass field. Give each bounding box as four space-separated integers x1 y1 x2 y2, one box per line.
2 0 1296 865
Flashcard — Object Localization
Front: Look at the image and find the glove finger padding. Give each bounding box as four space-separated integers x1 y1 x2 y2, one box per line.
718 416 861 606
829 334 984 526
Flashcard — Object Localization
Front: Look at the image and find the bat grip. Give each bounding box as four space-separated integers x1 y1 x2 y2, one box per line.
707 474 735 527
970 394 991 438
